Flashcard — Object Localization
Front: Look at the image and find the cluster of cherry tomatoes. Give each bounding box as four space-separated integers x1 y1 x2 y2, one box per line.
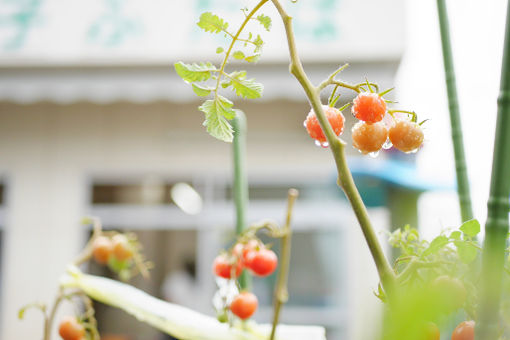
304 91 425 155
213 239 278 320
58 316 86 340
92 234 134 265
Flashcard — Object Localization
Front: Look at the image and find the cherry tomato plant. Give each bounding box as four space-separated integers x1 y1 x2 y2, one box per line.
18 218 152 340
173 0 509 339
16 1 510 340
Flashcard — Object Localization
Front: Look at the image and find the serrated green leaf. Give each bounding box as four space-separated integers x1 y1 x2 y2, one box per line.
197 12 228 34
454 241 478 263
256 14 272 31
216 47 224 54
174 62 216 83
229 72 263 99
198 97 236 142
253 34 264 53
232 51 245 60
192 84 212 97
459 219 480 238
422 235 449 257
244 54 260 63
221 80 232 89
450 231 462 240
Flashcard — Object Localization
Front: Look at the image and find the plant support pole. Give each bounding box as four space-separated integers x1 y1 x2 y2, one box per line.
232 111 251 290
436 0 473 222
476 1 510 339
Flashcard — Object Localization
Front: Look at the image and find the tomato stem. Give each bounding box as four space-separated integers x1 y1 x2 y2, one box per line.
270 0 397 297
269 189 298 340
73 217 102 266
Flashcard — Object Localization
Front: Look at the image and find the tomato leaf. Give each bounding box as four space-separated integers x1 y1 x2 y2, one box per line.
449 231 461 240
422 235 449 257
199 96 236 142
256 14 272 31
232 51 245 60
174 62 216 83
244 54 260 63
253 34 264 53
228 71 263 99
197 12 228 34
459 219 481 238
454 240 478 263
192 84 212 97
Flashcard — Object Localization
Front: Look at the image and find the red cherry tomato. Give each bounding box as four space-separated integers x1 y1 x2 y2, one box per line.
58 316 86 340
352 92 387 123
451 320 475 340
246 248 278 277
304 105 345 144
232 239 259 266
92 236 113 265
213 254 242 279
230 292 258 320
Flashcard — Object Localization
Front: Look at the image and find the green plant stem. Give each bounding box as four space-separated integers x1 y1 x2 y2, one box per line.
232 111 251 290
270 189 298 340
214 0 268 98
436 0 473 222
270 0 396 296
476 1 510 339
44 291 65 340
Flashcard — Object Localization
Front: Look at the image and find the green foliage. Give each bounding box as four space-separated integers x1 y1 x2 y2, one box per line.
174 62 217 83
199 96 236 142
422 235 449 257
228 71 263 99
385 219 484 330
253 34 264 53
459 219 480 238
192 84 213 97
175 6 270 142
244 54 260 63
232 51 245 60
256 14 272 31
197 12 229 34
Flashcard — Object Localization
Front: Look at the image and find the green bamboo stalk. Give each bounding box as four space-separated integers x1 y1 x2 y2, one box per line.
232 111 251 290
476 2 510 338
436 0 474 222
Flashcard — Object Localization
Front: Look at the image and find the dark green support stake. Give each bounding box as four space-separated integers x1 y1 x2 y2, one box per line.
476 1 510 339
436 0 474 222
232 111 251 290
